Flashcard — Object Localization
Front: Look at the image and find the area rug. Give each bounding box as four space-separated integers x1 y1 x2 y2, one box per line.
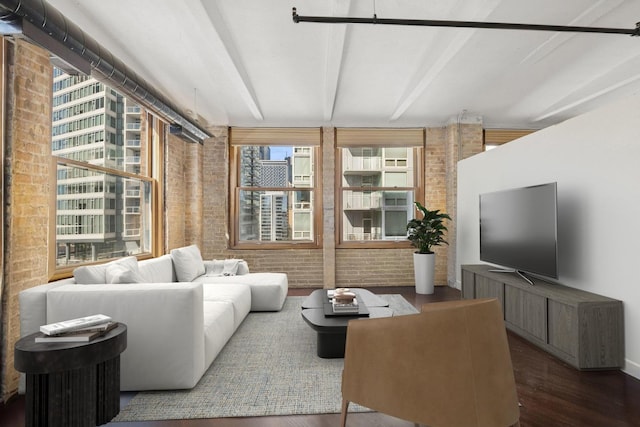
112 294 418 421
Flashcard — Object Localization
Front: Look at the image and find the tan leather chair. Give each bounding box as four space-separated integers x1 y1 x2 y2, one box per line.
340 298 520 427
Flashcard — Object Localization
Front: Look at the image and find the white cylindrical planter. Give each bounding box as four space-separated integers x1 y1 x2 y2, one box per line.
413 252 435 295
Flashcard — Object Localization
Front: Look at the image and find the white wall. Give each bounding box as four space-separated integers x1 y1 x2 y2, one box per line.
456 93 640 379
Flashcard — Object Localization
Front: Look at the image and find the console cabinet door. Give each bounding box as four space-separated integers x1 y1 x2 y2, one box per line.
547 300 578 360
475 275 504 307
505 285 547 342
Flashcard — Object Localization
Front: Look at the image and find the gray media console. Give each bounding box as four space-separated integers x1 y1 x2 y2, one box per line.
461 264 624 370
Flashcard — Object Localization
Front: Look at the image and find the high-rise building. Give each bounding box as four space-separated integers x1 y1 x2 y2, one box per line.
52 68 143 264
259 193 288 241
238 145 315 242
291 147 313 240
259 159 289 187
341 147 413 241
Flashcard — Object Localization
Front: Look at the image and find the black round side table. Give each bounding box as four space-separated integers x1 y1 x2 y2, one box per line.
14 323 127 427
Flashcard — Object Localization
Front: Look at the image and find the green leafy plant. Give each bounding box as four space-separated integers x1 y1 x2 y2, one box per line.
406 201 451 254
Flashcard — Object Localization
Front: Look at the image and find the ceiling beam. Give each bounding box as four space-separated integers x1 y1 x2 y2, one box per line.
389 0 502 121
323 0 351 121
198 1 263 121
534 55 640 122
520 0 625 65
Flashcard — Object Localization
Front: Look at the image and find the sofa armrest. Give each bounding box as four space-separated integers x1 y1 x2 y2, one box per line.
46 282 206 391
19 279 74 337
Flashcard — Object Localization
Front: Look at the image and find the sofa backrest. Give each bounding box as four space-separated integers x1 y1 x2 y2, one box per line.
138 254 176 283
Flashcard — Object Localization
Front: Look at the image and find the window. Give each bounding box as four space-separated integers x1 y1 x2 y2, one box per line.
230 128 321 248
51 67 159 270
336 128 424 246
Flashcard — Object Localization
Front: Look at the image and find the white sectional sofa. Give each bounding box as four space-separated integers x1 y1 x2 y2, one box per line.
19 245 288 391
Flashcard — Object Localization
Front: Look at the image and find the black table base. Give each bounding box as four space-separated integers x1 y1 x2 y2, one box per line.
316 330 348 358
25 357 119 427
15 323 127 427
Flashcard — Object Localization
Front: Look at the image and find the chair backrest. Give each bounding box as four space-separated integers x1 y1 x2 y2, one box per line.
341 298 520 427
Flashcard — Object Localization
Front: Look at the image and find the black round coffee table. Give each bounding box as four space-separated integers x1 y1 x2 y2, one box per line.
14 323 127 427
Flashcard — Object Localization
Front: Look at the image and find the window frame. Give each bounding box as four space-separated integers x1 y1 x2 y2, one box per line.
229 127 322 249
49 156 158 279
48 69 165 279
335 128 424 249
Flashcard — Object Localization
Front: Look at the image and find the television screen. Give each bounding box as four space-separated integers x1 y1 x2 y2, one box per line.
479 182 558 280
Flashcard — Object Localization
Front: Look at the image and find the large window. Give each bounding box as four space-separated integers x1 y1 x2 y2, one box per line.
337 128 424 247
51 67 158 270
230 128 321 248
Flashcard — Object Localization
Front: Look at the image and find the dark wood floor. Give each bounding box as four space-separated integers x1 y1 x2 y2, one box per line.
2 286 639 427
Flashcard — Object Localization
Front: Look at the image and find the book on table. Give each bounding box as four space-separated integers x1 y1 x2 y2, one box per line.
332 298 359 313
39 314 113 336
35 321 118 343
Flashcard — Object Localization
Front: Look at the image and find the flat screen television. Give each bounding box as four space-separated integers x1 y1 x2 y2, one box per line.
479 182 558 284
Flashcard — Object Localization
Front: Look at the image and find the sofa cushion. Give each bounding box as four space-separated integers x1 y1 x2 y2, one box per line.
74 256 139 284
138 254 175 283
201 283 251 330
202 301 236 368
170 245 205 282
106 261 145 284
196 272 288 311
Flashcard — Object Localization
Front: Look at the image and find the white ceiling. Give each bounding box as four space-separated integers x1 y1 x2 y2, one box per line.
48 0 640 130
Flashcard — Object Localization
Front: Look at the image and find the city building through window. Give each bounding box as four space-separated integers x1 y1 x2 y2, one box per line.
230 128 320 248
52 67 154 267
336 128 424 247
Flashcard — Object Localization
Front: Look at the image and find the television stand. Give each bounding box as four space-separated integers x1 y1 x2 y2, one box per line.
461 264 624 370
487 268 534 286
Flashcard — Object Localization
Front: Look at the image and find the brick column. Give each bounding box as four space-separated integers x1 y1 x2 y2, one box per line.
425 127 448 285
1 39 52 400
165 133 186 250
322 127 335 289
185 141 203 248
202 126 229 259
444 115 484 287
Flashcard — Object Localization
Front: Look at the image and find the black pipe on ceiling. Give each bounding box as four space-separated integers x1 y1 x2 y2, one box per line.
292 7 640 37
0 0 210 142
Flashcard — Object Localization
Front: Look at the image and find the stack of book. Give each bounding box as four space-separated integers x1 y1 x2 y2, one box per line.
328 288 359 313
332 297 359 313
36 314 117 343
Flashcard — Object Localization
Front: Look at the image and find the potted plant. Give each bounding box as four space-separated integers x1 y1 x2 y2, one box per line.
406 201 451 294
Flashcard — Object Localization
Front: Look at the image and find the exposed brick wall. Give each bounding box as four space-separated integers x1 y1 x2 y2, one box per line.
425 127 449 285
200 127 325 287
184 141 203 248
198 125 466 289
201 126 229 259
321 127 336 288
336 248 416 287
444 120 484 286
1 40 52 401
165 132 187 250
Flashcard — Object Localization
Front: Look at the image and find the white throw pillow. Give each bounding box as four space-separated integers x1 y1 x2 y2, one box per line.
170 245 205 282
105 261 145 284
73 264 108 284
73 256 139 284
